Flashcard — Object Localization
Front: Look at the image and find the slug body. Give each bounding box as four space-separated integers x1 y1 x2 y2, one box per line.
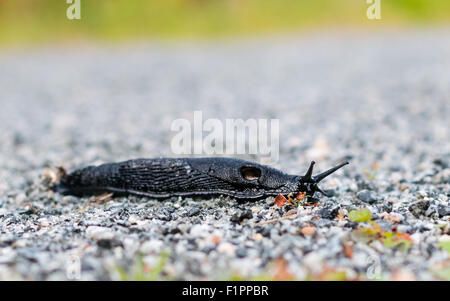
56 157 348 200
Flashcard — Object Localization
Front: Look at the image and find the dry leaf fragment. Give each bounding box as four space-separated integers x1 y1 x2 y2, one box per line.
274 194 287 208
296 191 306 200
285 209 297 217
91 193 114 204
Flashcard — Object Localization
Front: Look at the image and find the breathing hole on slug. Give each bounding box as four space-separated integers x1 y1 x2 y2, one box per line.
240 166 262 181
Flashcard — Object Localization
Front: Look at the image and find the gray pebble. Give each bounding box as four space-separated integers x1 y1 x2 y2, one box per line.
357 190 379 204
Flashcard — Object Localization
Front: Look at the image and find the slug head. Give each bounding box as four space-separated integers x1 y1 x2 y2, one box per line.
187 157 348 199
298 160 349 196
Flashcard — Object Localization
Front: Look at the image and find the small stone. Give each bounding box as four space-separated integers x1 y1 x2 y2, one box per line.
217 242 236 255
382 212 401 223
356 190 378 204
86 226 114 241
391 269 416 281
37 217 50 227
156 207 173 221
252 233 263 241
236 248 247 258
190 224 210 237
438 194 448 202
408 200 430 218
345 222 358 229
355 175 377 191
0 208 8 217
140 240 164 254
187 207 201 217
433 158 448 168
317 206 339 219
438 204 450 218
97 239 121 249
382 201 393 213
230 213 240 223
205 235 221 245
316 219 333 227
251 207 260 214
301 226 316 236
230 210 253 223
201 245 216 254
0 249 16 265
128 215 139 225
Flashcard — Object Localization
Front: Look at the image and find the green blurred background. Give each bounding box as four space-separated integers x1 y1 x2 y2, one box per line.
0 0 449 46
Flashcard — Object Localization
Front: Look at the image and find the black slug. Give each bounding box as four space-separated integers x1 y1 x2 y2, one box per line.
55 157 348 200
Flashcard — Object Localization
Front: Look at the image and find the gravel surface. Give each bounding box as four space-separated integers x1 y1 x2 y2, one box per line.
0 31 449 280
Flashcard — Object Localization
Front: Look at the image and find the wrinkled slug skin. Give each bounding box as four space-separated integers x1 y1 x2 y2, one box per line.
56 157 301 200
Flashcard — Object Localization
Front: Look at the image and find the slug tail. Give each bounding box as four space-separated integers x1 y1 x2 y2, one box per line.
52 183 70 195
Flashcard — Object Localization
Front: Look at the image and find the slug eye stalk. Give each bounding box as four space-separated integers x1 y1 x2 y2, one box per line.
300 161 349 197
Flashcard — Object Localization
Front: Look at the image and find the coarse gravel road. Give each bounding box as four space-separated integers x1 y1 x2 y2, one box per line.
0 30 449 280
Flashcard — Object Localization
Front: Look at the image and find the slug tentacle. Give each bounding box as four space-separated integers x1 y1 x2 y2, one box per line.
298 160 349 197
55 157 349 200
313 161 349 183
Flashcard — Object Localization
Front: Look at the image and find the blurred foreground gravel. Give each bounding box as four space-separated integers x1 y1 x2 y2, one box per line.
0 31 449 280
